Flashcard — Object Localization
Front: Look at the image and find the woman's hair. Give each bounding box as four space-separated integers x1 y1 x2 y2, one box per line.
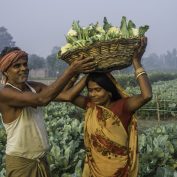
86 72 122 101
0 47 21 58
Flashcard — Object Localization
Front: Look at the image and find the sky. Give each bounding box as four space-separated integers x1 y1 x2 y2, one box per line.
0 0 177 58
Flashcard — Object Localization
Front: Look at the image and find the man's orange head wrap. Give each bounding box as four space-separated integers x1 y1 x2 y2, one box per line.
0 50 28 73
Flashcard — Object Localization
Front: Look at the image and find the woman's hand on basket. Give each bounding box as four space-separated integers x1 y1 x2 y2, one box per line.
70 54 97 74
133 37 147 64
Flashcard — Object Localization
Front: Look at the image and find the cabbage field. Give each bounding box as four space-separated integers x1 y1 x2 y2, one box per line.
0 79 177 177
126 79 177 120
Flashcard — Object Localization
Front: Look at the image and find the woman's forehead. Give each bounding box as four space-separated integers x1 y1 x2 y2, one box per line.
88 80 102 88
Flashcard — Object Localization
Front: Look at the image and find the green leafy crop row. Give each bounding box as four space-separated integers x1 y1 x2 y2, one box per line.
0 102 177 177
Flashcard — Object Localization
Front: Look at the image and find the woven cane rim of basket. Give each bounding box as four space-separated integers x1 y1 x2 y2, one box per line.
60 38 141 72
60 38 140 60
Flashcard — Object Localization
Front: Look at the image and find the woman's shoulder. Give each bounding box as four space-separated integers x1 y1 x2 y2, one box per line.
110 97 130 115
111 97 129 107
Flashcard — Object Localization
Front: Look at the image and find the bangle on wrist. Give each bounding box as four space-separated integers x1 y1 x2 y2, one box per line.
136 71 146 79
135 67 145 75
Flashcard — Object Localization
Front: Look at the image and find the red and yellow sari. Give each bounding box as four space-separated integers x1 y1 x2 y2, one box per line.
82 75 138 177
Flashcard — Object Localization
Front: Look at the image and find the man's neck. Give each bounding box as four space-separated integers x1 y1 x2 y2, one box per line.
6 81 27 91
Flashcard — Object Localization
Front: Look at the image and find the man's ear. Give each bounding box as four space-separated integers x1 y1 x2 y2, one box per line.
3 72 8 77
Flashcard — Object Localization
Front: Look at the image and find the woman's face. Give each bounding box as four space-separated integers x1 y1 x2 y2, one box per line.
87 80 111 106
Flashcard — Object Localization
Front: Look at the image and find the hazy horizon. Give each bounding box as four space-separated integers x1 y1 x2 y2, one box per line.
0 0 177 58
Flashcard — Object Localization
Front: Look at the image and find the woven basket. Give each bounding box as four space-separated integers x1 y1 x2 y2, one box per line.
60 38 141 72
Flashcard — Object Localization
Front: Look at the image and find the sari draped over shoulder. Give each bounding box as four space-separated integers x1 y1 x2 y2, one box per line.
82 74 138 177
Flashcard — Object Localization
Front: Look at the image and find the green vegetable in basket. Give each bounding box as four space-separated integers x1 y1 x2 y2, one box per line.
132 28 139 37
107 26 121 38
72 20 82 40
73 39 87 47
66 35 77 44
82 27 89 41
139 25 149 37
67 29 77 37
127 20 136 37
103 17 112 32
57 16 149 58
60 43 73 55
95 25 105 34
120 16 129 38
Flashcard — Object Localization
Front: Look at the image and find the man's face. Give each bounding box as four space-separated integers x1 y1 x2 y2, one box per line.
5 57 29 84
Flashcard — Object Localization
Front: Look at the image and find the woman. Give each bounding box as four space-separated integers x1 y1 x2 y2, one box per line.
67 37 152 177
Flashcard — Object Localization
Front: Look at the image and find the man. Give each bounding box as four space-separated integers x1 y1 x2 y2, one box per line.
0 47 96 177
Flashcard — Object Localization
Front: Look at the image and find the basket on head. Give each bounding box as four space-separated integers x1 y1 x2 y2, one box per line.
59 38 141 72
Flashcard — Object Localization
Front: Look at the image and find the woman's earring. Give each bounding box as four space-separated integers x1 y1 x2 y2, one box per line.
109 92 112 98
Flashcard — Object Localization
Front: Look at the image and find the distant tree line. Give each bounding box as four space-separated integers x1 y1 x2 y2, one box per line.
142 49 177 71
0 27 15 51
0 26 177 78
0 26 68 77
